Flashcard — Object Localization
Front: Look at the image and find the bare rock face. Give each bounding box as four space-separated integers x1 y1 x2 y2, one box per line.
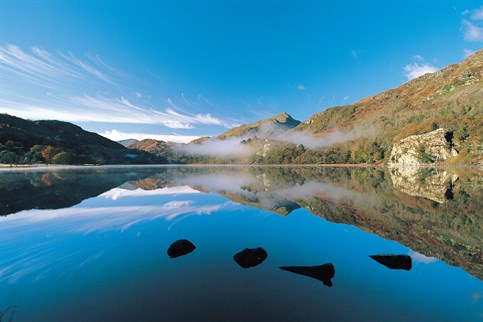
388 128 458 167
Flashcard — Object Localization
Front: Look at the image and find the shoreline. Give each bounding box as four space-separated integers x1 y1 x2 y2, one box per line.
0 162 480 172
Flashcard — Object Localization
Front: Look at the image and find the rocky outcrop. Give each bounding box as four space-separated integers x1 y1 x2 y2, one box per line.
388 128 458 167
233 247 268 268
167 239 196 258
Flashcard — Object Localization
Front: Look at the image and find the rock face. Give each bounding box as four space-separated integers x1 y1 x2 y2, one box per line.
233 247 268 268
369 254 412 271
279 263 335 287
388 128 458 167
167 239 196 258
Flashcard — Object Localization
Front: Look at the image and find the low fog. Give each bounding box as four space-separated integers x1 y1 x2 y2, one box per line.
175 121 375 158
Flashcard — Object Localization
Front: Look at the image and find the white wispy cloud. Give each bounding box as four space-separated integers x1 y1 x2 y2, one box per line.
403 55 439 81
0 44 235 131
296 85 306 91
461 7 483 42
100 129 202 143
461 19 483 41
463 6 483 21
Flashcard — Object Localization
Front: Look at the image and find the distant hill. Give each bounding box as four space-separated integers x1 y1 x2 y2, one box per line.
127 139 176 154
217 112 301 139
0 114 166 164
118 139 139 147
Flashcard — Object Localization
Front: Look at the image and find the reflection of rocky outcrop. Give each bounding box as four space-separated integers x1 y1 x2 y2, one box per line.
0 168 155 216
124 166 482 279
389 167 459 203
280 263 335 286
388 128 458 167
370 254 412 271
167 239 196 258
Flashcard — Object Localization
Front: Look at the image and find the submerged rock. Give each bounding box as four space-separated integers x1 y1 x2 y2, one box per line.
370 254 412 271
167 239 196 258
233 247 268 268
279 263 335 287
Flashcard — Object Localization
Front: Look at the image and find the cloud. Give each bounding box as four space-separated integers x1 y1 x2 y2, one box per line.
0 44 235 130
100 129 202 143
463 6 483 21
461 7 483 41
297 85 306 91
403 55 439 80
461 19 483 41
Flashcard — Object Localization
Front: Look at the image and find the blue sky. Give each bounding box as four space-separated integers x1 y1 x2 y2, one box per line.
1 1 482 142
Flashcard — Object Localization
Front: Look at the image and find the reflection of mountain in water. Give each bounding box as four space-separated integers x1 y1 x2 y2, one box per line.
125 166 482 279
0 168 157 216
2 166 481 279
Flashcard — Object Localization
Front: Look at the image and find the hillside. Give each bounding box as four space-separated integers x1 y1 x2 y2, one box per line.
145 50 482 165
217 112 301 139
289 50 483 164
0 114 166 165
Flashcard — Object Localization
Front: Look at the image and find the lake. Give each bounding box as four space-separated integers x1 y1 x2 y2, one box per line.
0 165 481 321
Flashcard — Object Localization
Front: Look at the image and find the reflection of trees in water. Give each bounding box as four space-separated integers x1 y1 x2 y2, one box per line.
2 166 481 279
0 168 159 216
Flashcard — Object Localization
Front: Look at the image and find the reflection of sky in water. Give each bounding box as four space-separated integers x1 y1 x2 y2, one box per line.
1 184 482 322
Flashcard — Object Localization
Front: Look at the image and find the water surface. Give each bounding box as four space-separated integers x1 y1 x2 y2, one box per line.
1 166 481 321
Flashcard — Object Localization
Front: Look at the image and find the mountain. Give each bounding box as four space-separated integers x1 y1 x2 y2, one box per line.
217 112 301 139
146 50 482 165
288 50 483 164
0 114 166 165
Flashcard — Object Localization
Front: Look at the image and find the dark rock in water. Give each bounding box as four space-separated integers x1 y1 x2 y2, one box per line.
233 247 268 268
279 263 335 287
369 254 412 271
167 239 196 258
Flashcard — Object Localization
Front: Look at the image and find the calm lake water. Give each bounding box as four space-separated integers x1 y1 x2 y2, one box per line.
0 166 482 322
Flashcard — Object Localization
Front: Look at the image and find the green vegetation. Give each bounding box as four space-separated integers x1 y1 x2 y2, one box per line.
0 114 166 165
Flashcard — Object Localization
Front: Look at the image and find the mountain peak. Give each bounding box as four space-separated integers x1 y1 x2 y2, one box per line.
217 112 301 139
